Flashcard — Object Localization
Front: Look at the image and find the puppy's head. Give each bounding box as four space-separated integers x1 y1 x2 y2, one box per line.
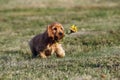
47 22 65 41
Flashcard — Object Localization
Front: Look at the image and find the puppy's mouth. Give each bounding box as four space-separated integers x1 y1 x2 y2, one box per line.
54 36 59 41
54 35 64 42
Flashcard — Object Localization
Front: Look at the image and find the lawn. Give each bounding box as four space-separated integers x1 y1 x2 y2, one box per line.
0 0 120 80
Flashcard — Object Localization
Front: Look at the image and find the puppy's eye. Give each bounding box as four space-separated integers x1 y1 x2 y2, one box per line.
53 28 57 30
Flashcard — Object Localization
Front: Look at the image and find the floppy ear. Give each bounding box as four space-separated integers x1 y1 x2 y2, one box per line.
47 25 54 39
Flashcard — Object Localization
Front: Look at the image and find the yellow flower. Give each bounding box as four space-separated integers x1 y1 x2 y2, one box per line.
70 25 78 33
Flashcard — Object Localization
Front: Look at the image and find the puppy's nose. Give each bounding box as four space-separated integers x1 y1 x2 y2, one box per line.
59 32 63 36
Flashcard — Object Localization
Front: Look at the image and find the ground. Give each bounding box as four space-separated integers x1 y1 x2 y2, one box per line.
0 0 120 80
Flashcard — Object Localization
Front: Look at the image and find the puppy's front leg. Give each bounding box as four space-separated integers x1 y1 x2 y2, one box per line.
55 44 65 58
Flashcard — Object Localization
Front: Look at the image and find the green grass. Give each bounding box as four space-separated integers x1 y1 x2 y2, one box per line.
0 0 120 80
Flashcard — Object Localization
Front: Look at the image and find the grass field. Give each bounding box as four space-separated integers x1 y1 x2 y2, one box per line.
0 0 120 80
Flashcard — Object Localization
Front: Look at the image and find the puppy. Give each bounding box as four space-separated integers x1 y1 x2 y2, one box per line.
29 22 65 58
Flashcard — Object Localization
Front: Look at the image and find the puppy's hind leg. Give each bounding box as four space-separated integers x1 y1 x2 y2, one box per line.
29 41 38 58
39 52 47 58
31 48 38 58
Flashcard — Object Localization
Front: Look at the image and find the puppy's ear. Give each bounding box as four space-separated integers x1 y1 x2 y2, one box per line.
47 25 54 39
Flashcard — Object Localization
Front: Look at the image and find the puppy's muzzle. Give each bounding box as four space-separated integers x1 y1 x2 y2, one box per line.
59 32 63 36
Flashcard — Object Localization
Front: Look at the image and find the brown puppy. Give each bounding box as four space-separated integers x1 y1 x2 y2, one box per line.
29 22 65 58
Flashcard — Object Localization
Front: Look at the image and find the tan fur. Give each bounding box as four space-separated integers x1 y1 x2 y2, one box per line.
29 22 65 58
